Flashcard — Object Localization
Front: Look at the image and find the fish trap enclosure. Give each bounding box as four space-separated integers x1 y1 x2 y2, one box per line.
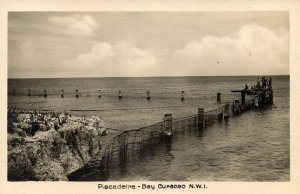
68 99 255 181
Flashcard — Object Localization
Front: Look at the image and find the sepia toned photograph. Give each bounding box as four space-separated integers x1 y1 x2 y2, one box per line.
7 11 289 182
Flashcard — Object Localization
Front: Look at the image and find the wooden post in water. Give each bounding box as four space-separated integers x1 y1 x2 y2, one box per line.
43 89 47 98
98 89 102 98
28 89 31 97
198 108 204 129
118 90 122 99
233 100 241 115
163 114 173 137
61 89 64 98
224 104 229 122
217 92 221 102
241 90 246 105
218 109 223 122
147 90 150 100
181 91 185 101
75 90 79 98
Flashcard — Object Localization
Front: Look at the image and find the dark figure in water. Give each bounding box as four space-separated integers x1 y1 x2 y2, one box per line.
258 91 266 108
262 77 268 89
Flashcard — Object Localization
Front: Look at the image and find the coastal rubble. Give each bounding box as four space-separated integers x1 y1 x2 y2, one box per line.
7 110 107 181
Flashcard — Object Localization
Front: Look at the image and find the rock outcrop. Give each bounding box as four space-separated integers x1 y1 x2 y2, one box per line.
7 109 107 181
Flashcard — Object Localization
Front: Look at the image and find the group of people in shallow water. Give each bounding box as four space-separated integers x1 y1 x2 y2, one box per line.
244 77 272 94
245 77 273 109
231 77 273 114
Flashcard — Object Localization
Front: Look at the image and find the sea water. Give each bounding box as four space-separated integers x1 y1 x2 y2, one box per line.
7 76 289 181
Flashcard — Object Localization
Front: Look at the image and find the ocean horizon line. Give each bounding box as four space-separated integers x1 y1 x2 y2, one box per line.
8 74 290 79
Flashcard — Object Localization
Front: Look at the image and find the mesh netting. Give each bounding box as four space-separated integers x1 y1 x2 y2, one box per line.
8 98 256 180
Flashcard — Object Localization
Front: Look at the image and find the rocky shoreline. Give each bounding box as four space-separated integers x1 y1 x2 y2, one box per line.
7 108 108 181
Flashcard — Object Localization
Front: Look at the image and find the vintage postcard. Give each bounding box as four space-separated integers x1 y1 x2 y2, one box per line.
1 0 299 194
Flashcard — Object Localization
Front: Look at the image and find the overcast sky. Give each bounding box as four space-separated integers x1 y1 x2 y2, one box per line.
8 12 289 78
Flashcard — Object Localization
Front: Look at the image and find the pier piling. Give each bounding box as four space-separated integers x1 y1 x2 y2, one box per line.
241 90 246 105
224 104 229 122
27 89 31 97
198 108 204 129
75 90 79 98
218 110 223 122
181 91 185 101
233 100 241 115
43 90 47 98
147 90 150 100
61 90 64 98
163 114 173 137
217 92 221 102
118 90 122 99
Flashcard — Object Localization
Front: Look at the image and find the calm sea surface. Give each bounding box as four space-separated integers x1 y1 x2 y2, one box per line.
8 76 290 181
